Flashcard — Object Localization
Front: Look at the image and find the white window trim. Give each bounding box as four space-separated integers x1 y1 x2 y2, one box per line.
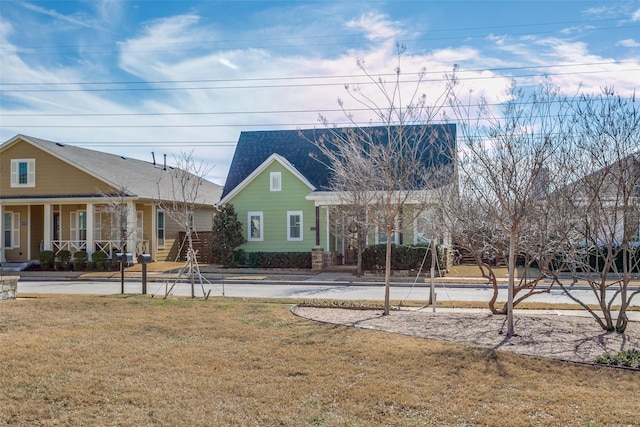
157 210 165 249
375 225 399 245
287 211 303 241
4 212 20 248
414 212 432 245
270 172 282 191
375 214 399 245
71 211 87 243
248 211 264 242
10 159 36 188
188 211 194 230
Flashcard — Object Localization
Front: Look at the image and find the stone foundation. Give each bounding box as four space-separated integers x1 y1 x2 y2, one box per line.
0 276 18 300
311 247 324 271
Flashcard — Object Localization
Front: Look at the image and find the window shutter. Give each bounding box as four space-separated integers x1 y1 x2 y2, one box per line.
70 212 78 242
136 211 144 241
10 161 17 186
28 159 35 185
12 212 20 248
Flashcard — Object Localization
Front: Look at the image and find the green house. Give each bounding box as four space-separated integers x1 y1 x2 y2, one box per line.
218 125 457 268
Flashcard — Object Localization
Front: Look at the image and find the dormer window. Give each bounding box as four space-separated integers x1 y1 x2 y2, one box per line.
10 159 36 187
270 172 281 191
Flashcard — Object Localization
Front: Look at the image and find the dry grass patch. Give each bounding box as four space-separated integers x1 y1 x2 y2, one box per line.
0 296 638 426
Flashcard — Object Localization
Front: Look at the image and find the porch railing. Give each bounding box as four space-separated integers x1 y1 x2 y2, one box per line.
51 240 149 259
52 240 87 253
94 241 124 258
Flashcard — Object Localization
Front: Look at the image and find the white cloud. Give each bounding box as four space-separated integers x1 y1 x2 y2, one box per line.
618 38 640 47
345 12 401 41
20 1 94 29
218 58 239 70
632 8 640 21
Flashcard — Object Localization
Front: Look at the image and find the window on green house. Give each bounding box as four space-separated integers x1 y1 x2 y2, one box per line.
287 211 303 241
248 212 263 241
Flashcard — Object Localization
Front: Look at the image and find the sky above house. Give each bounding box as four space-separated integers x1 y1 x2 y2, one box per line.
1 0 639 185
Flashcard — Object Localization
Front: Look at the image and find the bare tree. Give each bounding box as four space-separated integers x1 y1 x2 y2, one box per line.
96 183 137 259
553 88 640 333
314 44 456 315
156 151 214 298
448 78 574 336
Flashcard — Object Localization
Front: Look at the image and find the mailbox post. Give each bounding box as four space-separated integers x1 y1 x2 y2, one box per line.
137 254 152 294
115 253 132 294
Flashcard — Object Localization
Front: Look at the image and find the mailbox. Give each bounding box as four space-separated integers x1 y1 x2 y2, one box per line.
137 254 152 264
116 253 133 263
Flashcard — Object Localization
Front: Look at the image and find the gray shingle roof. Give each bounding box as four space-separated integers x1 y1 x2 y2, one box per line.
222 124 456 199
2 135 222 205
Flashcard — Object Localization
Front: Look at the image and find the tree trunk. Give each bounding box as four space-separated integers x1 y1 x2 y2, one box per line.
506 230 516 337
356 230 365 277
188 230 195 299
383 231 392 316
616 243 630 333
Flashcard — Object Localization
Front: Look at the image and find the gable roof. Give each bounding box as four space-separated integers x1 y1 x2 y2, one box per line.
219 153 315 205
221 124 457 200
0 134 222 205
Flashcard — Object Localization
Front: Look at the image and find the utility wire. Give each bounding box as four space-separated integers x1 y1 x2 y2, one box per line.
1 62 637 90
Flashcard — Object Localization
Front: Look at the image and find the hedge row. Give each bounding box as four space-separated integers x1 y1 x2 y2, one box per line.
233 250 312 269
534 245 640 273
361 244 443 271
37 250 119 271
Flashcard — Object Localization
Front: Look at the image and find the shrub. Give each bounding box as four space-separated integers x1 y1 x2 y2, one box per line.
596 349 640 369
38 250 55 270
91 251 109 270
56 250 72 270
73 251 88 270
233 249 246 267
241 251 311 269
210 204 246 267
362 244 443 271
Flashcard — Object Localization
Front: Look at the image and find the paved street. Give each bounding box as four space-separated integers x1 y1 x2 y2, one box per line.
16 276 610 307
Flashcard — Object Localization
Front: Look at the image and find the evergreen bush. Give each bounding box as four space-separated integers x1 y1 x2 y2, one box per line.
91 251 109 270
38 250 55 270
55 250 72 270
361 244 443 271
73 251 88 270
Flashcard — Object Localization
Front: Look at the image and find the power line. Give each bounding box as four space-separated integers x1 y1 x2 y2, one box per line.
2 67 637 93
0 60 636 87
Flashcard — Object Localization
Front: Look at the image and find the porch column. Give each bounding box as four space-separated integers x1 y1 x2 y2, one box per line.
315 206 320 247
325 206 330 252
151 204 157 261
86 203 94 257
126 202 136 258
27 205 32 260
0 204 5 263
43 203 52 251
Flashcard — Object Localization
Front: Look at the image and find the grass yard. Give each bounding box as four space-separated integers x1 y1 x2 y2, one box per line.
1 296 638 426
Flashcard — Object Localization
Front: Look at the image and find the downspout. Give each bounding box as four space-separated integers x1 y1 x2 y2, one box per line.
315 205 320 247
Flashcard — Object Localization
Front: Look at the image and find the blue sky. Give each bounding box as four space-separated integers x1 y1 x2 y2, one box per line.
1 0 639 184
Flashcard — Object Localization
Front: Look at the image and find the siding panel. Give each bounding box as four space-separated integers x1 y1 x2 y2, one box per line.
229 162 316 252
